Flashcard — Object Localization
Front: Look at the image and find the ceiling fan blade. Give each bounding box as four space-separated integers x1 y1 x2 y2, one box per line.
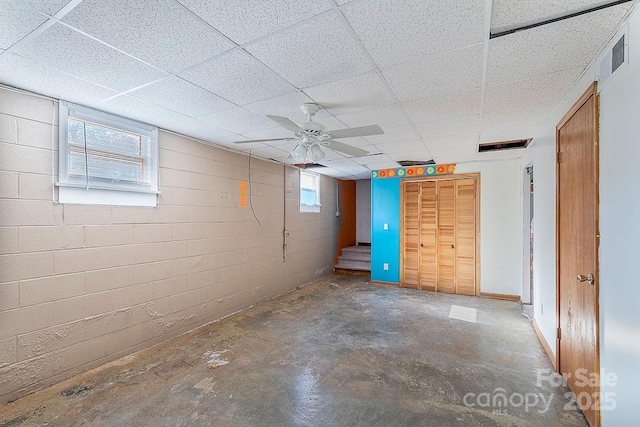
327 124 384 139
325 140 369 157
233 137 296 144
266 115 303 132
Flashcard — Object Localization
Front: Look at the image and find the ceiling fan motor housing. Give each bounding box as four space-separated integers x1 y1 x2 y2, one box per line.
299 120 326 135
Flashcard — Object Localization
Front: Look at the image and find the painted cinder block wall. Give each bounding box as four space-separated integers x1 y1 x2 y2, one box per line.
0 87 339 403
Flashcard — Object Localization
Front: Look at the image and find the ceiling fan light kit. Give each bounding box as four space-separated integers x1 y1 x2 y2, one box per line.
234 103 384 162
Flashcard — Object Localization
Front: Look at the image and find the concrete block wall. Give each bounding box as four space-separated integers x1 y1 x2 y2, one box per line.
0 87 339 403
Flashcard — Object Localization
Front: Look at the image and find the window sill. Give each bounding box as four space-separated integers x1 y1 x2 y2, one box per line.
300 204 321 213
57 183 158 207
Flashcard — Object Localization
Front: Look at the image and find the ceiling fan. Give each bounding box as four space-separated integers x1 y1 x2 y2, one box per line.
233 103 384 162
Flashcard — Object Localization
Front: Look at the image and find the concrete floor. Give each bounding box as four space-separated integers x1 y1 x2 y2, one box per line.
0 275 587 426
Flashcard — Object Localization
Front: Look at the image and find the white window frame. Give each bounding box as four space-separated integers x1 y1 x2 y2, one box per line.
300 170 321 213
58 102 159 207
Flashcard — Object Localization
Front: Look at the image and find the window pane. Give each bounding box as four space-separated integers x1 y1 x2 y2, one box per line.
68 119 86 146
301 188 317 205
69 151 143 184
300 172 315 189
69 118 143 157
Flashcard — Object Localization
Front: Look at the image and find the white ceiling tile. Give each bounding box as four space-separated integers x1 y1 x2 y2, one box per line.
416 115 481 139
486 4 631 85
484 68 582 113
342 0 485 68
249 146 290 159
313 110 349 132
12 24 167 91
180 49 294 105
163 118 234 142
481 104 554 131
243 91 313 118
318 157 360 167
63 0 233 73
388 150 434 162
129 76 235 117
383 45 484 102
334 164 370 173
424 132 479 149
433 153 480 164
0 52 117 106
336 104 409 129
303 72 396 115
177 0 331 45
427 143 478 157
402 90 481 124
365 125 420 146
491 0 620 33
374 139 427 154
319 168 355 179
0 2 47 50
353 154 395 165
365 161 405 170
27 0 71 15
98 95 189 127
245 13 373 88
198 107 277 134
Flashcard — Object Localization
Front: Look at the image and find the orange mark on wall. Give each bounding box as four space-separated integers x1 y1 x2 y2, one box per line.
240 181 247 207
335 179 357 265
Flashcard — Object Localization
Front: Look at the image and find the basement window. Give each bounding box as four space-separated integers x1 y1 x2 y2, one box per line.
300 170 321 213
58 102 159 206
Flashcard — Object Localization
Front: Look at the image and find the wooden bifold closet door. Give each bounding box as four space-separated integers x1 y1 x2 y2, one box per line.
402 177 478 295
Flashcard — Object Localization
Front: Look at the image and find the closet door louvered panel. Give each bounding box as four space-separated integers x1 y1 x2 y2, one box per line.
402 182 420 288
455 179 476 295
436 180 456 294
419 181 437 291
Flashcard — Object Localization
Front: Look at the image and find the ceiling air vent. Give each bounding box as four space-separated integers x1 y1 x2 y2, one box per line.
478 139 531 153
397 159 435 167
597 24 628 92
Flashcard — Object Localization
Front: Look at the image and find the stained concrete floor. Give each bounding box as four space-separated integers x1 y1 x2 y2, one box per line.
0 275 588 427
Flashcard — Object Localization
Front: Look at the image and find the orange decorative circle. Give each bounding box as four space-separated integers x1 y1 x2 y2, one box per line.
379 170 387 178
388 169 396 177
437 165 446 174
416 167 425 175
448 164 456 173
406 168 415 176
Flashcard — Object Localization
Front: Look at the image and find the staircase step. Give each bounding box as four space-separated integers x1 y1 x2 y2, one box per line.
335 259 371 271
338 251 371 262
341 246 371 255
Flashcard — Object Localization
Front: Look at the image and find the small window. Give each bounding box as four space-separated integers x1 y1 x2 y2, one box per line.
300 170 321 213
58 102 158 206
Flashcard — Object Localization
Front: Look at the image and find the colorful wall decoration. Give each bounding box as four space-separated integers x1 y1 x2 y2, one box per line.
372 164 456 179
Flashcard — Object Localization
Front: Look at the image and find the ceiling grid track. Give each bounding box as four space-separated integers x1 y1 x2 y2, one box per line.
478 0 494 143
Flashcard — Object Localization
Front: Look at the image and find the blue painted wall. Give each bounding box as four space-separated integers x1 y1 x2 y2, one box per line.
370 177 401 283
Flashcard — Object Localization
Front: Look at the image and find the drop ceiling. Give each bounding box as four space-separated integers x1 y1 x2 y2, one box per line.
0 0 634 179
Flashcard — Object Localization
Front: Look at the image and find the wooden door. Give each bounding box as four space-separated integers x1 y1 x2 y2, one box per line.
557 83 600 427
419 181 438 291
455 179 476 296
402 182 420 289
436 180 456 293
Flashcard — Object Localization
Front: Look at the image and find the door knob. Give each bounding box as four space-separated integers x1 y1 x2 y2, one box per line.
451 244 455 249
420 243 424 247
577 273 594 285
